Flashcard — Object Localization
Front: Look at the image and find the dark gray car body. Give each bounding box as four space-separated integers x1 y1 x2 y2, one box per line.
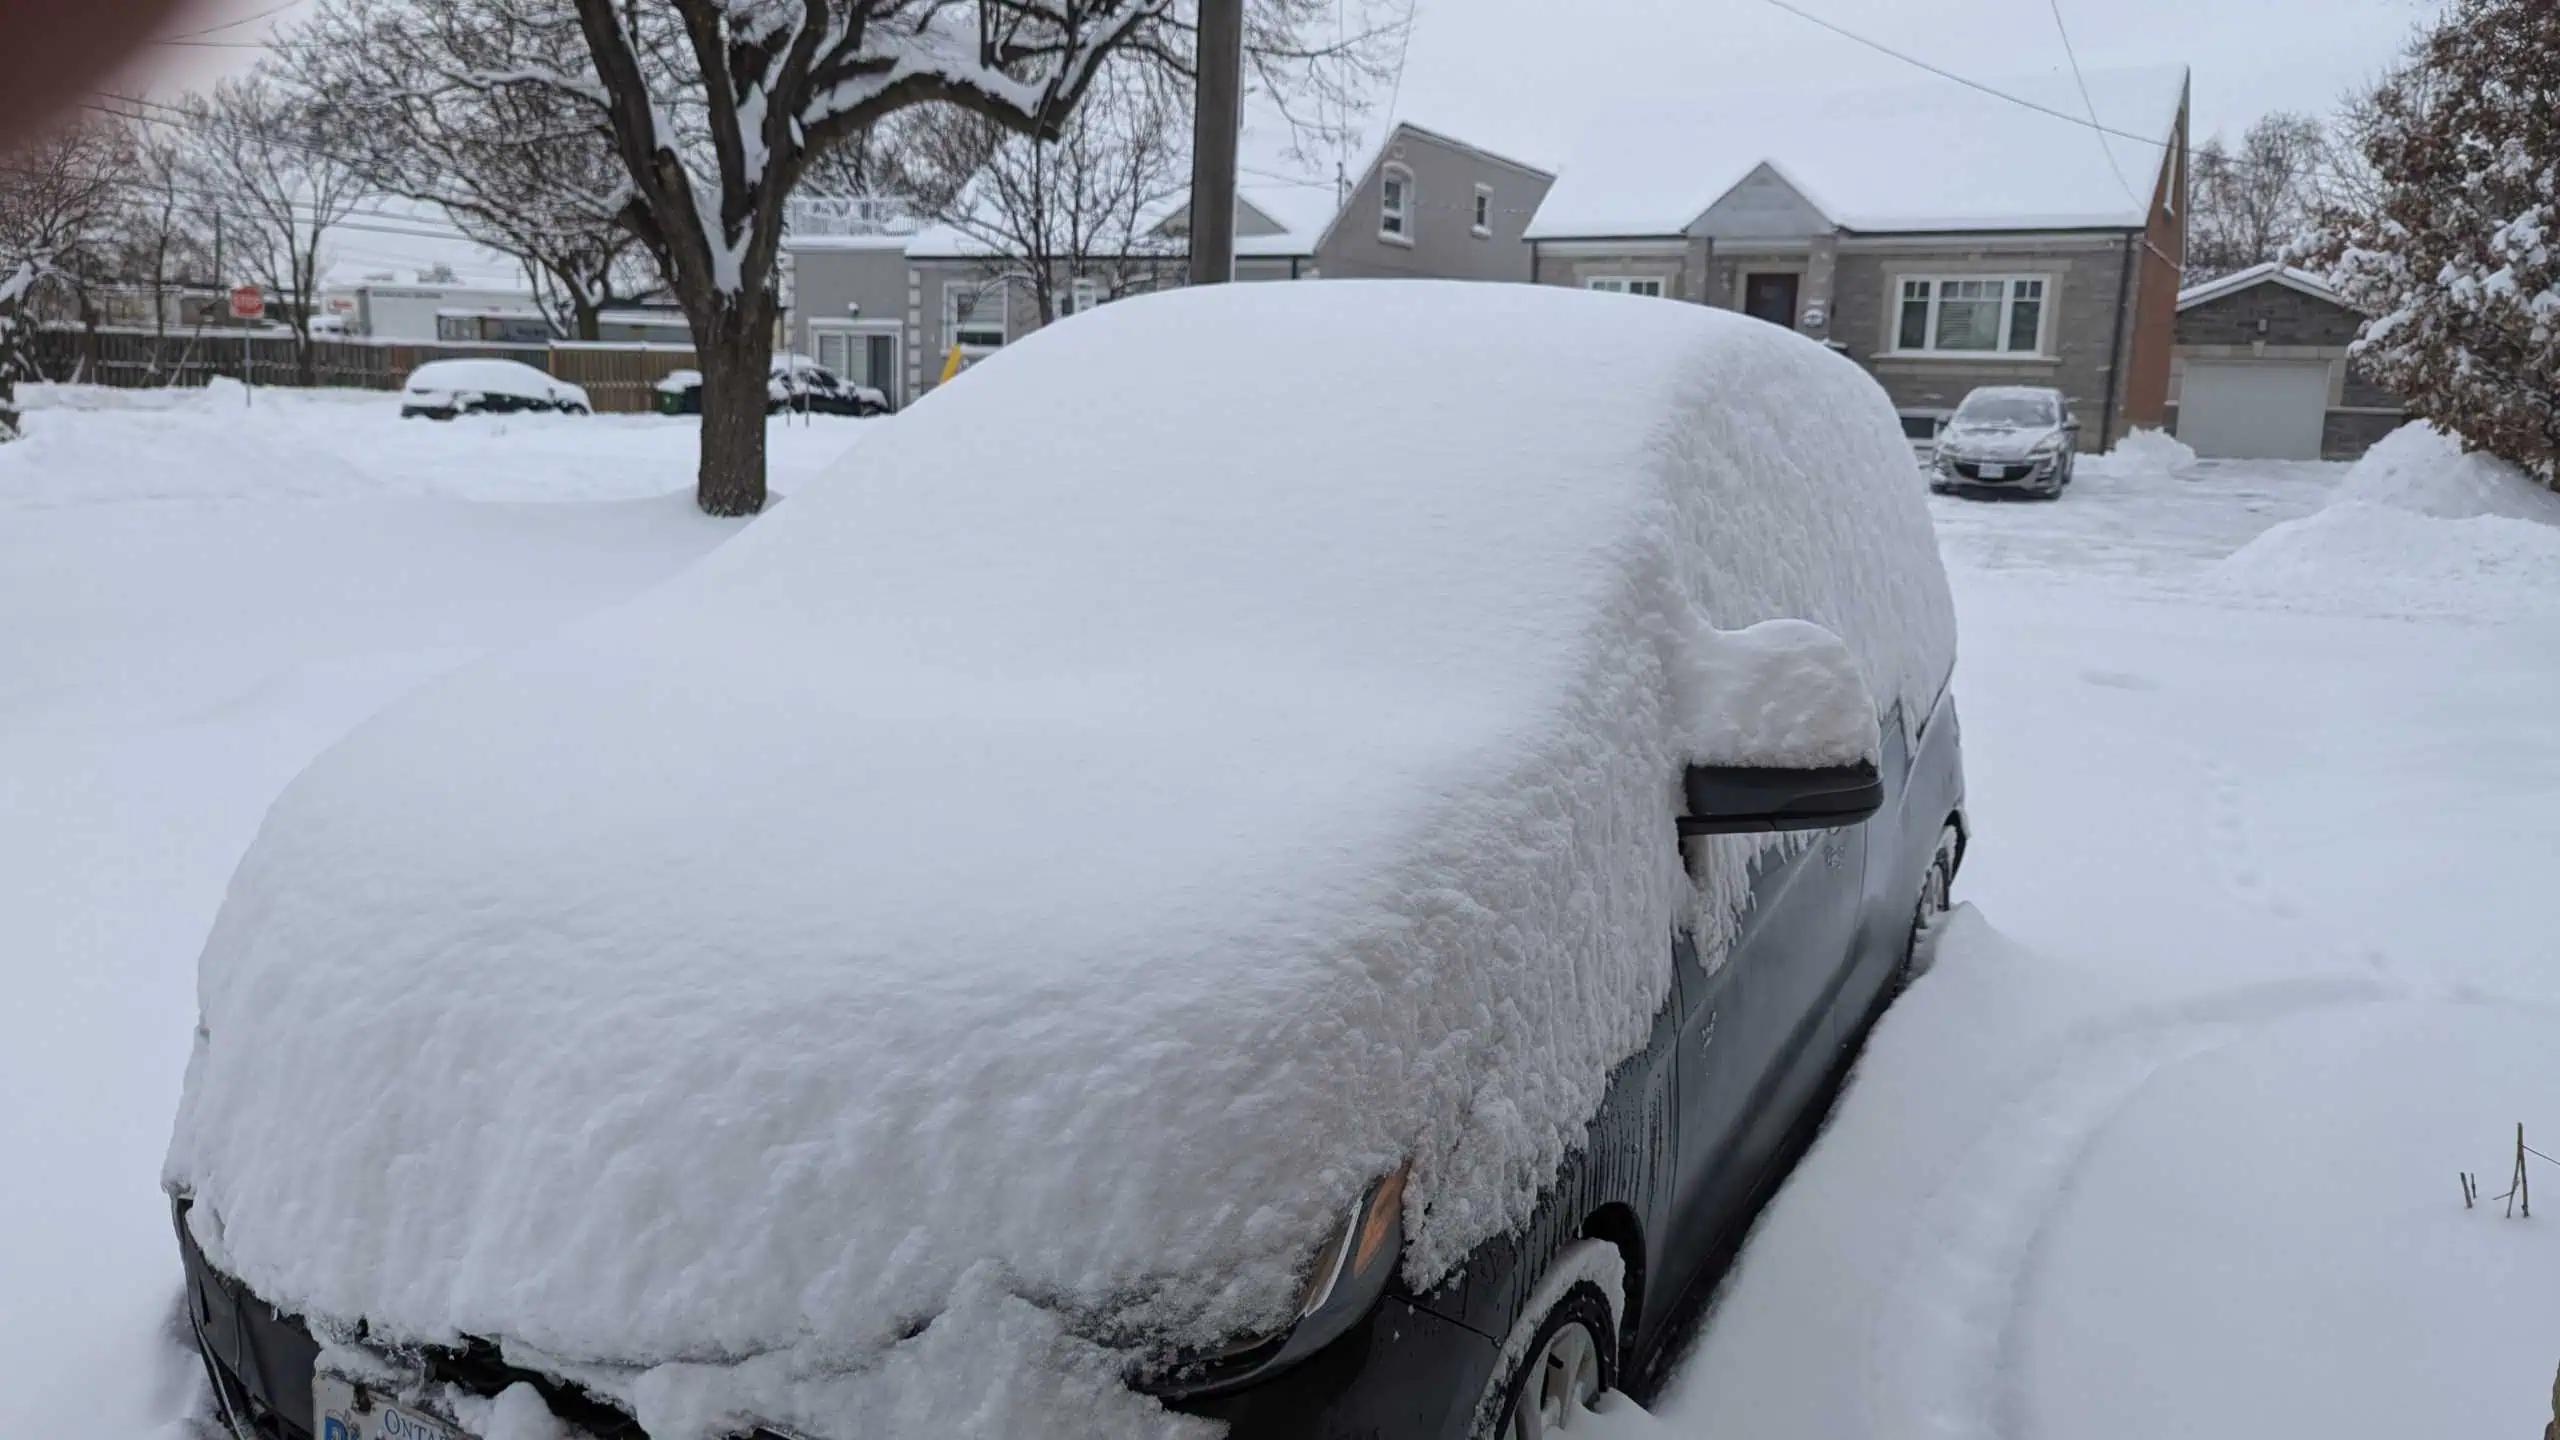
177 686 1964 1440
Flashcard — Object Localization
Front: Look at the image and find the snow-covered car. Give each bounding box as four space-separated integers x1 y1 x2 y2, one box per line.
1929 385 2079 497
398 359 591 420
169 283 1965 1440
652 355 891 417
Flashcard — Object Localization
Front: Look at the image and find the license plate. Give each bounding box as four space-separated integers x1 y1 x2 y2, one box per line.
314 1373 473 1440
1982 464 2016 480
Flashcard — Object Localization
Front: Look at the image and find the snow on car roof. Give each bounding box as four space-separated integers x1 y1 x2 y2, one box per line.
403 357 559 393
168 282 1953 1421
1525 65 2188 238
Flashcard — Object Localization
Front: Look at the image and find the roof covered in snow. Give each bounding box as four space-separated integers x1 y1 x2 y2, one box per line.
1525 65 2189 239
167 282 1954 1425
2177 260 2345 311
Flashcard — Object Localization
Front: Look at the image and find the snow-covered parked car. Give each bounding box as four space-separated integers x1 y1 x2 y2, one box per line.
653 354 891 417
168 283 1965 1440
398 359 591 420
1928 384 2079 497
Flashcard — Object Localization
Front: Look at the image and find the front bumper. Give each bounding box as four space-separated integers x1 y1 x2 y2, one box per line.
178 1198 1492 1440
1164 1292 1496 1439
1934 452 2061 491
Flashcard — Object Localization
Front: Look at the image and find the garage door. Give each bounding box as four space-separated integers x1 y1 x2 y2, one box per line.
2177 361 2330 460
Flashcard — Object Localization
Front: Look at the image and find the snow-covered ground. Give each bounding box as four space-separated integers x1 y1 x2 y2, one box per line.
2 387 2553 1438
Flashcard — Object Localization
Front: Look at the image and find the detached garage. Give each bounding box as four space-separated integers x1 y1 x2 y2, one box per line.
2166 263 2406 461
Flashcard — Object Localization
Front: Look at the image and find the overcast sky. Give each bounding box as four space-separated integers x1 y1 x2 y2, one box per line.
125 0 2440 284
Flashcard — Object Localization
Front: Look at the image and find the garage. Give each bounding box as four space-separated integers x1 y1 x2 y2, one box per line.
2175 360 2331 459
2171 263 2407 460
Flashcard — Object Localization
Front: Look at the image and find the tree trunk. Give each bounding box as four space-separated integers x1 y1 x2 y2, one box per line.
695 308 774 516
574 297 601 343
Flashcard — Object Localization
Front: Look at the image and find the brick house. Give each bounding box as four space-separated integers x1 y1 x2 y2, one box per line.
2167 262 2405 460
1521 67 2191 450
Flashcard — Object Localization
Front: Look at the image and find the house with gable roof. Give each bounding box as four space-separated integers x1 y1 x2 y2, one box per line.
1523 66 2191 450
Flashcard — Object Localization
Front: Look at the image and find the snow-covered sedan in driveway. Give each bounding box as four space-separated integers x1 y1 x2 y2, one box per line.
170 282 1964 1440
1929 384 2079 497
398 358 591 420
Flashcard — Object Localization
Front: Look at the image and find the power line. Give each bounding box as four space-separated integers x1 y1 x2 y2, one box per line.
158 0 308 42
1382 0 1417 121
1750 0 2368 194
2045 0 2139 209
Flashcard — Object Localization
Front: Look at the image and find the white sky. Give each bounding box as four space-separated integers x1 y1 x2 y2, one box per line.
122 0 2438 285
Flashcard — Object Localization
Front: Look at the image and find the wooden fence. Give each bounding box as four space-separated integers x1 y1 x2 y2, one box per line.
28 326 701 415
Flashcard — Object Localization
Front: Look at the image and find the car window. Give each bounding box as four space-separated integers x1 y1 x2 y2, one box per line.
1954 394 2058 427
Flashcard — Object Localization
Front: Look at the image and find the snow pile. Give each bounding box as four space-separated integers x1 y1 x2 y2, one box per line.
2212 423 2560 619
165 281 1953 1432
2107 425 2195 475
2328 420 2560 522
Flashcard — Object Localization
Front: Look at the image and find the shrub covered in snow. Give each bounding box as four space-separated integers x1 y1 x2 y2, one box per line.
164 281 1954 1431
2332 421 2560 522
2306 0 2560 488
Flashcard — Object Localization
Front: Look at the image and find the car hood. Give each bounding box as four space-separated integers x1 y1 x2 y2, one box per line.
1938 423 2062 461
166 283 1956 1401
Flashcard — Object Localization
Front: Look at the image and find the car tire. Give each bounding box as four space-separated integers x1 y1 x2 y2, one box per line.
1474 1240 1622 1440
563 403 590 416
1898 824 1962 988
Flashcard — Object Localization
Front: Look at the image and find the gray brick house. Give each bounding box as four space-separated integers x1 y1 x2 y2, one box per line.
1521 68 2192 450
781 122 1553 409
2167 262 2405 460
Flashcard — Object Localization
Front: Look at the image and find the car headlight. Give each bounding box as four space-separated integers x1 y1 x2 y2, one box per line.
2031 435 2067 456
1151 1163 1409 1397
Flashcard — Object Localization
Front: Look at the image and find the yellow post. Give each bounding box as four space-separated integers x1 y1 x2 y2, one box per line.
938 342 966 385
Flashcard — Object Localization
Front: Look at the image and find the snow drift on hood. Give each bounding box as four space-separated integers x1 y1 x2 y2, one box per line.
167 281 1954 1427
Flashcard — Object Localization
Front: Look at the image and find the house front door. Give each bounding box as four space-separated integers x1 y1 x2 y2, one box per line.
1742 272 1801 329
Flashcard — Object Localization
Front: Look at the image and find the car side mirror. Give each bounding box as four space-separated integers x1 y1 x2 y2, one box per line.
1679 761 1883 836
1672 617 1883 837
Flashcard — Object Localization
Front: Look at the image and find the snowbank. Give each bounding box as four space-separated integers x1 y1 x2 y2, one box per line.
2211 423 2560 619
166 282 1953 1432
2328 420 2560 522
2108 425 2195 475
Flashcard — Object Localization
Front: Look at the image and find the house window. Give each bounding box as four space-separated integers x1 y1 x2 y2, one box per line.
1587 276 1666 298
944 282 1006 349
1894 275 2049 355
1061 276 1103 318
1380 164 1413 243
1472 184 1493 237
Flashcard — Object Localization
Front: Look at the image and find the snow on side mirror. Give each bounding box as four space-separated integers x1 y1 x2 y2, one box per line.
1674 618 1883 837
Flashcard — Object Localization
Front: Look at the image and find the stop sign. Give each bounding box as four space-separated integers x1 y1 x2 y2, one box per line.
229 284 263 320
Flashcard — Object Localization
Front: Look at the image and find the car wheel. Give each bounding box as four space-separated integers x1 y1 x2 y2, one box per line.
563 403 590 416
1475 1240 1622 1439
1898 824 1962 987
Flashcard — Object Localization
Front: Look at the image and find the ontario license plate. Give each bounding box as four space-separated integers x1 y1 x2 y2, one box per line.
1983 464 2016 480
314 1373 473 1440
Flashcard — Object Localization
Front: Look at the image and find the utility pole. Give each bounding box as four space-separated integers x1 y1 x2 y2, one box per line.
1186 0 1243 287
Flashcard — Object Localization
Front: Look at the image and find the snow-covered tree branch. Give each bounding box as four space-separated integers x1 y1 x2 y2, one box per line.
0 120 128 439
2306 0 2560 486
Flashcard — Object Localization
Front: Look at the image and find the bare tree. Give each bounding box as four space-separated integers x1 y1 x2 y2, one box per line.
2188 112 2329 280
292 0 663 341
393 0 1383 516
0 120 127 438
171 72 370 384
916 64 1188 327
115 123 218 356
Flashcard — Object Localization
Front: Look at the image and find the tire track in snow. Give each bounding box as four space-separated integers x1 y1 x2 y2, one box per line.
2200 754 2398 981
1858 974 2393 1440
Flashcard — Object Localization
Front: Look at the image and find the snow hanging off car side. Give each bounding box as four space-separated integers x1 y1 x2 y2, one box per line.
165 281 1954 1432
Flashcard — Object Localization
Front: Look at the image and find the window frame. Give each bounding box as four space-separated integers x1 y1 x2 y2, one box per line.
1062 276 1104 318
1379 163 1415 245
1585 276 1667 298
1471 183 1494 237
943 280 1008 350
1889 273 2054 357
